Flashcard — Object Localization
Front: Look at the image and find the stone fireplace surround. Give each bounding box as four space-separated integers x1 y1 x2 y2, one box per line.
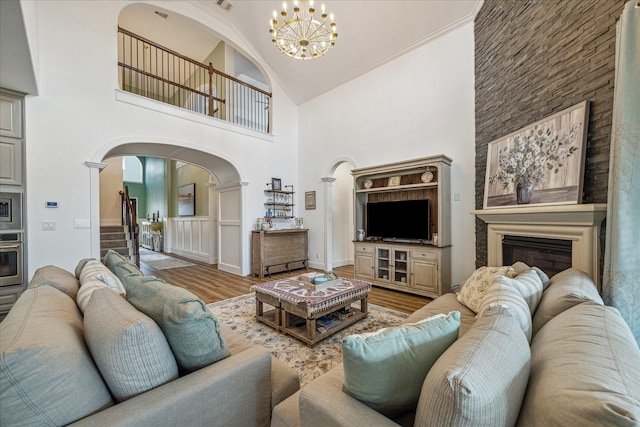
473 204 607 291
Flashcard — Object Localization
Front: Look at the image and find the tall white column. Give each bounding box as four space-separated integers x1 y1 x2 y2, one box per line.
322 176 336 272
85 161 107 260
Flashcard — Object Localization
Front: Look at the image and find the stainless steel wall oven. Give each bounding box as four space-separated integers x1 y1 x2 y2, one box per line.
0 192 22 230
0 232 23 286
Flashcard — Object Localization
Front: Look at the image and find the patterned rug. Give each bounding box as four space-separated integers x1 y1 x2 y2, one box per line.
139 249 195 270
207 293 409 387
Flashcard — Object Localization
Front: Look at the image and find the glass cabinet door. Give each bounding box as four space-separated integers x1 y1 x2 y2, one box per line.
393 250 408 284
376 248 390 281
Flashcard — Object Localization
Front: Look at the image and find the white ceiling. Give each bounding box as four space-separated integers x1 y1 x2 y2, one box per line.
0 0 482 104
200 0 482 104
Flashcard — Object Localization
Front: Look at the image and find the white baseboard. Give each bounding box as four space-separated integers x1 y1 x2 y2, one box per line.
218 262 242 276
167 248 214 264
332 258 354 268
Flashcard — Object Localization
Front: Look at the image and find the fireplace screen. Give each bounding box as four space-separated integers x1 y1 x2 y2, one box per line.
502 235 571 278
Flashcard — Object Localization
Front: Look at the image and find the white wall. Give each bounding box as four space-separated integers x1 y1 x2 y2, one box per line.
332 162 354 267
22 0 299 276
298 23 477 285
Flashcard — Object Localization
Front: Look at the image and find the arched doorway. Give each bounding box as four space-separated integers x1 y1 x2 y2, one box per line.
90 142 247 275
323 159 356 272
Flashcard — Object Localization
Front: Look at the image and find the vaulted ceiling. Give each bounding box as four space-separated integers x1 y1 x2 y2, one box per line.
0 0 482 104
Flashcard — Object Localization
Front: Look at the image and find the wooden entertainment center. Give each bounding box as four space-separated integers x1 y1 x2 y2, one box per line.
351 155 452 298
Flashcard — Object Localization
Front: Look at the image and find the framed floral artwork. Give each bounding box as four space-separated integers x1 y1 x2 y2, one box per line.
483 101 589 209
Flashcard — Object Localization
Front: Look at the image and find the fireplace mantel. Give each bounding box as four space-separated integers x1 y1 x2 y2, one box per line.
473 204 607 290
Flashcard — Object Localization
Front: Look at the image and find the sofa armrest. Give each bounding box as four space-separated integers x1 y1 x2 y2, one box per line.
299 368 400 427
69 347 272 427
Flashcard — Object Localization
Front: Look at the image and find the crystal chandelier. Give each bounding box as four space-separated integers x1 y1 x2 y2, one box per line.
269 0 338 60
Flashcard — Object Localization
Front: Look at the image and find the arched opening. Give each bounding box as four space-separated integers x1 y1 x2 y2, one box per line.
117 3 272 133
95 142 245 276
323 159 356 272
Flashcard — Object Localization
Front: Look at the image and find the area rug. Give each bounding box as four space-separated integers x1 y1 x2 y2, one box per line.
207 293 409 387
139 249 195 270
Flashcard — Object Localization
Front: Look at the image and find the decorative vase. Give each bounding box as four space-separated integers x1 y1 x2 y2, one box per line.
516 180 534 204
356 229 365 241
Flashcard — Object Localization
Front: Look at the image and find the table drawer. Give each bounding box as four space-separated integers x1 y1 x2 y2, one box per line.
354 244 374 254
412 249 437 260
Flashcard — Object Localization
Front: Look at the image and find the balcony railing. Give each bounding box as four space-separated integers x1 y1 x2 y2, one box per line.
118 27 271 133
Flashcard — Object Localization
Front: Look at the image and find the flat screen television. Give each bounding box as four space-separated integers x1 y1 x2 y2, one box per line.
366 199 430 241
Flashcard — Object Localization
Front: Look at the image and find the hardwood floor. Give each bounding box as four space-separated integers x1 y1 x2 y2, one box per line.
140 253 431 314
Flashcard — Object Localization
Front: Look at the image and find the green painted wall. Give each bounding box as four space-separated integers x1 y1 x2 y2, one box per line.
145 157 168 219
170 160 210 217
124 157 147 220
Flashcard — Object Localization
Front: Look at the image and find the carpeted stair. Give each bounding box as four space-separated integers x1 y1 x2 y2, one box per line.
100 225 135 260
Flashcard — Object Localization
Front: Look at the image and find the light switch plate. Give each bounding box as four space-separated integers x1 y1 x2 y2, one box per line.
42 221 56 231
74 219 91 229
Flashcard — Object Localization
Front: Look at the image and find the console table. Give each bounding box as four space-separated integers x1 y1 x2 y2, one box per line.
251 228 309 278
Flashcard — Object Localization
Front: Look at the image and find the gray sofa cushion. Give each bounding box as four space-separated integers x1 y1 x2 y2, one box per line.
531 268 602 336
518 302 640 426
124 275 230 373
477 279 532 342
404 292 476 337
415 307 530 427
0 286 113 426
27 264 81 299
84 287 179 402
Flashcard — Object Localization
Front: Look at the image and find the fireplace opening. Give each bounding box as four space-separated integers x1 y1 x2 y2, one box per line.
502 235 572 278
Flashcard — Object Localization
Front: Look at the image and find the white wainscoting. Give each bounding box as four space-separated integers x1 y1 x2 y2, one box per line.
165 216 216 264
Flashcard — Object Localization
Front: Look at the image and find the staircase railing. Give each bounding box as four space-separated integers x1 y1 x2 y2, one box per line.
120 186 140 266
117 27 272 133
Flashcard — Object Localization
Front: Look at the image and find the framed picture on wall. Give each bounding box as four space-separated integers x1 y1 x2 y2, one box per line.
305 191 316 210
178 183 196 216
271 178 282 191
484 101 589 209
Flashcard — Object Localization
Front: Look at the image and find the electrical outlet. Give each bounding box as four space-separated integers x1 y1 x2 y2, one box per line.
315 252 319 259
454 192 461 201
42 221 56 231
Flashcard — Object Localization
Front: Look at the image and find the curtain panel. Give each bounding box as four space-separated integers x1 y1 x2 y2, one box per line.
603 0 640 346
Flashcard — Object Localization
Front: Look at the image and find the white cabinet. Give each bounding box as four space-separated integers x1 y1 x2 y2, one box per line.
375 247 411 286
0 93 24 186
0 137 22 186
0 94 23 139
355 242 450 298
352 155 452 298
354 243 375 280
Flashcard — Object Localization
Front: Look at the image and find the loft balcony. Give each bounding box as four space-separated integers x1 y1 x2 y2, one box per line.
117 27 271 134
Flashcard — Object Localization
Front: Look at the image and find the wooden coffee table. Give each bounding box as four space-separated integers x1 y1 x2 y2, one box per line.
252 278 371 346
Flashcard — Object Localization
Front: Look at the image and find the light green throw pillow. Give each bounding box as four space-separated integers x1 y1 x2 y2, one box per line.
103 249 143 282
124 275 230 373
342 311 461 417
84 288 179 402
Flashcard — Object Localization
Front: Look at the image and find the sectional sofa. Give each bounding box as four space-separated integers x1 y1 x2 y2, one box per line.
0 251 300 426
272 266 640 427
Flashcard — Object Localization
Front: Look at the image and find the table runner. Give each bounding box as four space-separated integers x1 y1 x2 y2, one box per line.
251 278 371 317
